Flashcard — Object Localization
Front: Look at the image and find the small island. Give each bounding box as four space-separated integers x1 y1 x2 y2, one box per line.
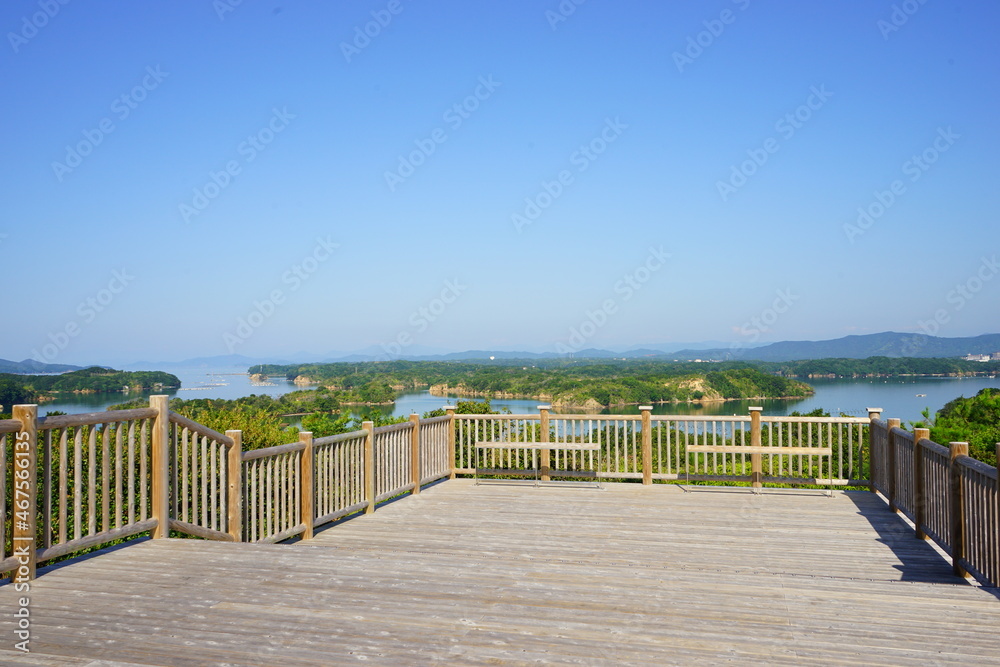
253 360 814 409
0 367 181 406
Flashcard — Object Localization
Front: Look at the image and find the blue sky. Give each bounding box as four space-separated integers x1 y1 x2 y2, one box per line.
2 0 998 365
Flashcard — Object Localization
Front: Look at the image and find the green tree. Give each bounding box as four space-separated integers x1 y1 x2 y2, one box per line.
0 376 37 408
929 389 1000 466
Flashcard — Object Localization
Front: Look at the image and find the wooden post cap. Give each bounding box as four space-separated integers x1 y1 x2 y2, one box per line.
749 406 763 412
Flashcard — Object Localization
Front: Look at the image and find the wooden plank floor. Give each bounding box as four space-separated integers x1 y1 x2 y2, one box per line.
2 479 999 665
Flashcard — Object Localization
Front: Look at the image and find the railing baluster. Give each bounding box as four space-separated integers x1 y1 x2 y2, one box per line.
58 429 68 544
126 422 135 527
102 423 111 533
112 423 122 529
42 430 52 550
87 426 97 536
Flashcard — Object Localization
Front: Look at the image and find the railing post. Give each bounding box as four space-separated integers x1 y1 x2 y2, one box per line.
445 406 456 479
150 395 170 538
300 431 313 540
749 407 763 490
12 405 38 581
912 427 930 540
363 420 375 514
867 408 882 493
886 418 901 512
226 430 242 542
949 441 969 578
410 413 421 495
640 406 652 485
539 405 551 482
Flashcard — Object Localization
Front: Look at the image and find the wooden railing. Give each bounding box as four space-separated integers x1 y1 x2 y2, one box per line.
313 429 368 527
3 397 996 590
418 414 452 484
1 398 454 580
373 421 415 503
869 419 999 587
242 437 307 543
1 405 161 581
168 406 238 542
454 406 873 487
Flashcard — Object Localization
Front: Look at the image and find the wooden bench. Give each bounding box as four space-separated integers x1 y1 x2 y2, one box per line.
685 445 834 495
475 441 602 488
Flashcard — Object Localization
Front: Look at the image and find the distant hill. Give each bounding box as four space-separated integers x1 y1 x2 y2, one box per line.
672 332 1000 362
115 333 1000 368
125 354 295 370
0 358 83 374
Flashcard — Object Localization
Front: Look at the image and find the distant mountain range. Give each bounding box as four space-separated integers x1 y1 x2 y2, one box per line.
316 333 1000 363
9 332 1000 373
0 359 85 374
670 332 1000 362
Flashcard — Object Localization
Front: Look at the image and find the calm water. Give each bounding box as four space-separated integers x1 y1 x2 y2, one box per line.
390 376 1000 425
35 366 300 416
33 366 1000 426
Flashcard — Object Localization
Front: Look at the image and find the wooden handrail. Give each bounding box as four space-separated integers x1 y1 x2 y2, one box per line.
454 413 868 424
241 440 306 462
38 408 157 430
168 411 234 447
419 415 451 425
687 445 833 455
955 454 998 479
372 420 415 435
762 416 871 424
313 428 368 447
919 439 950 457
0 418 22 434
454 413 540 421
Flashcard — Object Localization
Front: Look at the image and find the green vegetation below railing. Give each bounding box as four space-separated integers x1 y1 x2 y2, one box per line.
110 395 409 452
912 388 1000 466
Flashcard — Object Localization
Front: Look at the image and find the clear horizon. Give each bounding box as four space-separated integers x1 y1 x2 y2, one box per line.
3 1 998 366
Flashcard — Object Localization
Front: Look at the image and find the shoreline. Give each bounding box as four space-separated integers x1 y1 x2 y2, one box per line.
427 389 814 410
